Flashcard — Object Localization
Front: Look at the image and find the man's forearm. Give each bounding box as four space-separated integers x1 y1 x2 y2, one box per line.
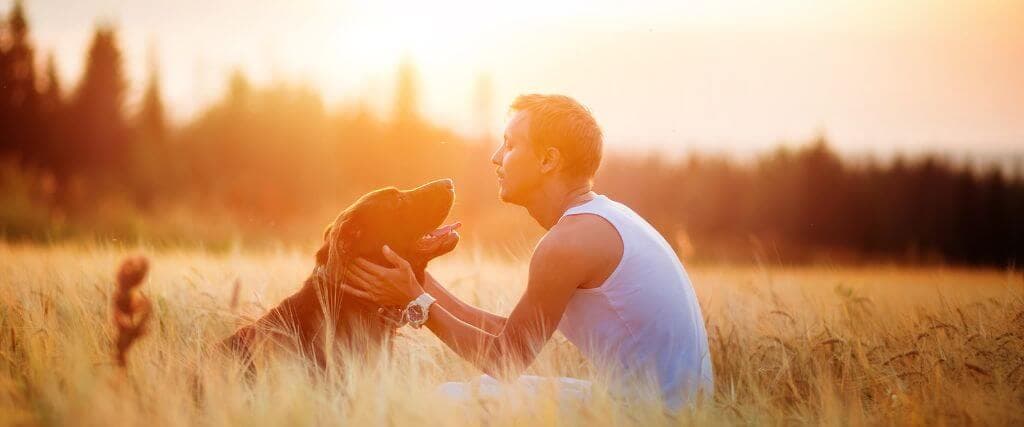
423 302 530 379
422 272 507 334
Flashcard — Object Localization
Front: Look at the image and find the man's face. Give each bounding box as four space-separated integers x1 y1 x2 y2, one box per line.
490 111 544 205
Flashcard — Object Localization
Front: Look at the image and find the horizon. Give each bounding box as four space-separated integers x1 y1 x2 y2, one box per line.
8 0 1024 161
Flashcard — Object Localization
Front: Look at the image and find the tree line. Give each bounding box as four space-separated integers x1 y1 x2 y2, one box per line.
1 2 1021 266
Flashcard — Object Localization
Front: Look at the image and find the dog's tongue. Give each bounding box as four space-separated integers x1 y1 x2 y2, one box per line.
428 222 462 238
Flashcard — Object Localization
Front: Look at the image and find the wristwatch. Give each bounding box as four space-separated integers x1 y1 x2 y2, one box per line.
404 293 436 329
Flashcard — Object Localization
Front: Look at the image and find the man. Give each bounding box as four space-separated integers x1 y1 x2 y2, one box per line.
341 94 713 410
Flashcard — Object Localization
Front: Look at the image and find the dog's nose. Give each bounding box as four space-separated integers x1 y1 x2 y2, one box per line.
438 178 454 190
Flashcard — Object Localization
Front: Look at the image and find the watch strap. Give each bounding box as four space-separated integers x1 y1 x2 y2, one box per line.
412 292 436 308
405 292 436 328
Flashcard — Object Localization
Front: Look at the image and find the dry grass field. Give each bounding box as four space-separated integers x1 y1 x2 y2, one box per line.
1 242 1022 426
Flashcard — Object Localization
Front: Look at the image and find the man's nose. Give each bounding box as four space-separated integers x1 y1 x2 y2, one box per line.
490 147 501 166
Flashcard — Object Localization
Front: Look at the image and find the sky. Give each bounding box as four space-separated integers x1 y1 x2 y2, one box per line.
8 0 1024 159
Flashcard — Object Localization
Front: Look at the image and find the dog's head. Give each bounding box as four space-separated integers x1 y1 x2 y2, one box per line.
315 179 460 280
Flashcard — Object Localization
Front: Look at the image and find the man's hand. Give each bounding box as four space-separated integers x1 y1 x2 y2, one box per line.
340 245 424 307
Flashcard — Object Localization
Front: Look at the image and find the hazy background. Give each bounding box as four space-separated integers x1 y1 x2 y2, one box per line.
18 0 1024 157
1 0 1022 266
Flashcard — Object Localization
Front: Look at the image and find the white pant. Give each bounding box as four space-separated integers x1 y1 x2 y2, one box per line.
435 375 591 404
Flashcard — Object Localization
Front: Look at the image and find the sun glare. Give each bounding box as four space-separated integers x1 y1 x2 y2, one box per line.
320 3 493 74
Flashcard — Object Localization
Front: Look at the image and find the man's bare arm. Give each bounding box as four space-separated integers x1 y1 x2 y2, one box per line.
421 271 507 335
423 233 586 378
339 215 617 378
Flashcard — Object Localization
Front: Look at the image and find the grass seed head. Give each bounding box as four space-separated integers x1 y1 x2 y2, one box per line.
112 255 152 368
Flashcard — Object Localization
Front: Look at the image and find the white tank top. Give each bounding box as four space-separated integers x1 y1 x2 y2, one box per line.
557 194 714 410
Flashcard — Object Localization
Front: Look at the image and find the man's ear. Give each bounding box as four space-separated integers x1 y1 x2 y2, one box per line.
539 146 563 174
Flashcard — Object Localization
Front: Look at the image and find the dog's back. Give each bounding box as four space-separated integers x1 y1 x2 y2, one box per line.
221 271 394 371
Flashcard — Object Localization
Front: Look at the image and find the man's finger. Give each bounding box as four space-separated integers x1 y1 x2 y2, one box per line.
341 272 376 295
337 283 375 301
382 245 410 269
344 264 379 287
342 266 373 287
352 257 389 278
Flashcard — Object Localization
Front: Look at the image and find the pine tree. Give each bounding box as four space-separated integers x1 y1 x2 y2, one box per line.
472 71 494 142
127 47 169 207
39 53 61 112
225 68 251 114
69 25 129 175
390 56 431 180
0 1 41 163
393 57 419 130
136 51 166 143
38 53 66 174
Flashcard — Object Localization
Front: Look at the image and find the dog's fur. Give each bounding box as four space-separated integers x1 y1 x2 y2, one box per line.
220 179 458 370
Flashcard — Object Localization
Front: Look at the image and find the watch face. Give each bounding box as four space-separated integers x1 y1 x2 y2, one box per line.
407 306 426 324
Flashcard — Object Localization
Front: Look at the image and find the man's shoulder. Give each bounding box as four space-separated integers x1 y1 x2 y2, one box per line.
533 213 622 265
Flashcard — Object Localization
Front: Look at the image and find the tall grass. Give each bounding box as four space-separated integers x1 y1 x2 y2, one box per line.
0 242 1021 425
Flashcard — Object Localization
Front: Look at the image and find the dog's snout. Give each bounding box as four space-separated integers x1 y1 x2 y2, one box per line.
438 178 453 189
411 178 456 194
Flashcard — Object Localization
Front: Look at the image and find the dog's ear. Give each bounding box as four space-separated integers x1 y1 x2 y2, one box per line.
315 218 361 265
315 224 334 265
322 223 333 242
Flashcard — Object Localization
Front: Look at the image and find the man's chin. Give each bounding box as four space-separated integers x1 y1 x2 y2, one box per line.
497 187 518 204
498 193 519 205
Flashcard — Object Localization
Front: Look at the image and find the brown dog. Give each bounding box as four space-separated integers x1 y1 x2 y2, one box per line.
221 178 460 371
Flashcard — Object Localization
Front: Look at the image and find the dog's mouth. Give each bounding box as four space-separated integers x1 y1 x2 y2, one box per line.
414 221 462 255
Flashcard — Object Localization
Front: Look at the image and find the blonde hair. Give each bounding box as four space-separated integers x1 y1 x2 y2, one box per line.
509 94 603 180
